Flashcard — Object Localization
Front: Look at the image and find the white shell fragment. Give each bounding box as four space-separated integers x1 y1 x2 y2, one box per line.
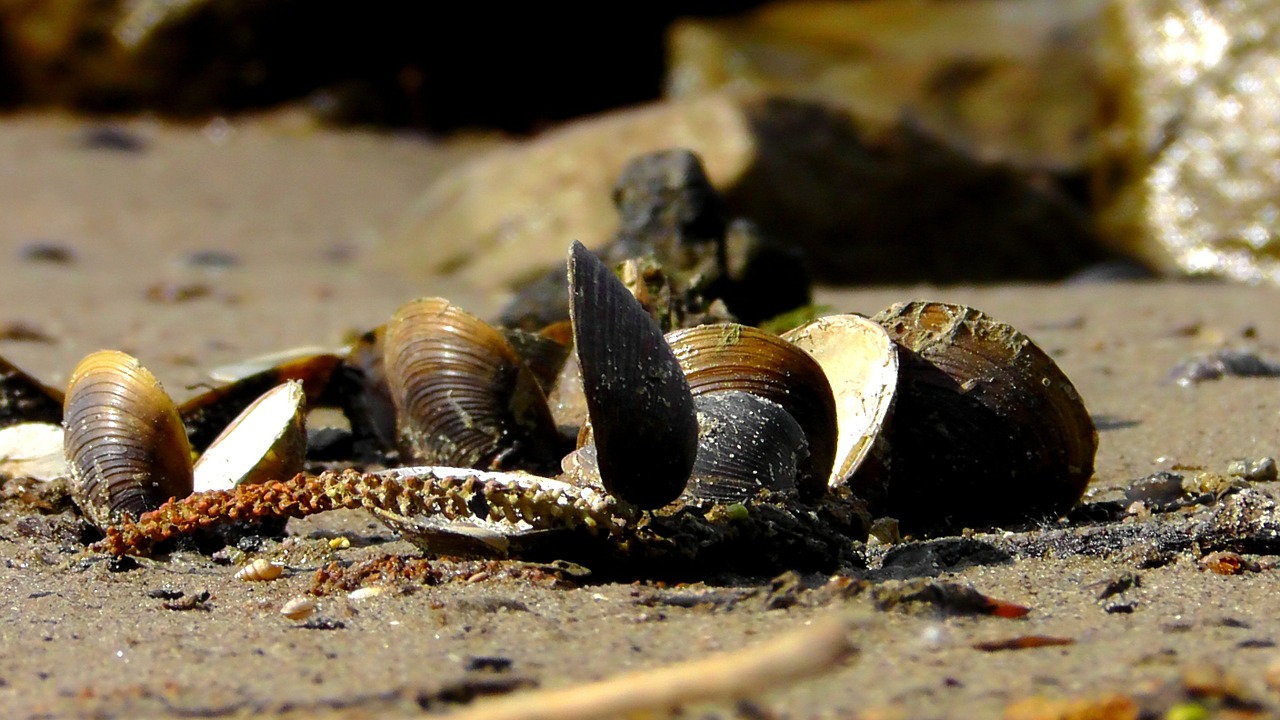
782 314 898 487
193 381 307 493
0 422 69 481
280 596 316 620
236 558 283 582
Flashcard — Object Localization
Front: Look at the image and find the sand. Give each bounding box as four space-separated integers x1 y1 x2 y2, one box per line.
1 114 1280 719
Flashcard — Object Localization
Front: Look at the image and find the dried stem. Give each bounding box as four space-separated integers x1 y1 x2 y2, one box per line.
448 615 856 720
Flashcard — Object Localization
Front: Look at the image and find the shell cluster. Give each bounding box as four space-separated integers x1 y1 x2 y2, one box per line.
0 240 1097 569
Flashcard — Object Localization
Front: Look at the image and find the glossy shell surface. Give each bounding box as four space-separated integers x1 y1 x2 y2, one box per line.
383 298 561 472
63 350 194 528
568 241 698 509
666 323 837 502
872 301 1097 530
687 391 809 503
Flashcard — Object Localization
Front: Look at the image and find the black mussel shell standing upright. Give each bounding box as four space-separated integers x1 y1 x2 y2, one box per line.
568 240 698 509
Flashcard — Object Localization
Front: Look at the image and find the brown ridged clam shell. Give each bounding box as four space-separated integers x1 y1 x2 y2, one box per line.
871 301 1097 531
568 240 698 509
383 298 562 472
666 324 837 502
63 350 193 528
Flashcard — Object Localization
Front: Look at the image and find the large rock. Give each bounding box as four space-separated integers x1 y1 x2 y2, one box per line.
388 93 1103 292
666 0 1103 172
1097 0 1280 283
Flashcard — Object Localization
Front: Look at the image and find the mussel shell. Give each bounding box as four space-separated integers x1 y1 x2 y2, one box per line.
383 298 562 472
872 301 1097 531
665 324 837 503
568 240 699 509
192 381 307 492
0 421 69 481
781 314 897 491
64 350 194 527
336 326 399 456
0 354 64 428
687 391 808 503
179 350 341 452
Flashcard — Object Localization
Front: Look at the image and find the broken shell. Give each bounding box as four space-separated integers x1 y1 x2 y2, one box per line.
280 596 316 620
872 301 1097 531
336 325 399 456
781 314 898 492
0 421 69 481
383 298 563 472
192 381 307 493
666 323 837 502
687 391 809 503
568 240 698 509
178 350 341 452
237 558 283 581
63 350 194 528
0 354 64 429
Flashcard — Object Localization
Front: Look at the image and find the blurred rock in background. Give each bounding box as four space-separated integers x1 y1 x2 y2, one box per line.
12 1 1280 290
1096 0 1280 284
0 1 756 129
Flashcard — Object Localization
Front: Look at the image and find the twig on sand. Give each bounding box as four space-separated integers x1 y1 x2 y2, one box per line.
448 615 856 720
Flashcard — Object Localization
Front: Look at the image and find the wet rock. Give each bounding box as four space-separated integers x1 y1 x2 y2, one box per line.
1168 349 1280 385
666 0 1102 171
392 93 1103 289
1097 0 1280 283
499 149 810 329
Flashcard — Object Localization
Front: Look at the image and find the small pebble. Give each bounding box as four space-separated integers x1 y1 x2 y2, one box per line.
1168 348 1280 385
280 596 316 621
347 586 391 601
185 250 240 269
328 537 351 550
1226 456 1278 483
80 125 146 152
18 241 75 264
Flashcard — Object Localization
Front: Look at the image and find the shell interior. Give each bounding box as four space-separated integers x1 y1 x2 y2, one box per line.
0 421 69 481
192 380 307 493
782 314 898 487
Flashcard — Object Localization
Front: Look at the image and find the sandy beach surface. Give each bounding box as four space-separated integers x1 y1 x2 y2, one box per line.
2 114 1280 719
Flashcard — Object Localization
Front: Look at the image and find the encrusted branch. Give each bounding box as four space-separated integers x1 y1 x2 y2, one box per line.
93 468 639 557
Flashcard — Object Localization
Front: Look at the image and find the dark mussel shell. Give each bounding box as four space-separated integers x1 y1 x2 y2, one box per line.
383 298 562 472
665 324 837 503
0 354 64 428
687 390 809 503
64 350 194 528
872 301 1097 531
568 240 698 509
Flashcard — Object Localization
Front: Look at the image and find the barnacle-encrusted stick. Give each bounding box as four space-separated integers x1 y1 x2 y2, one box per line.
94 468 639 556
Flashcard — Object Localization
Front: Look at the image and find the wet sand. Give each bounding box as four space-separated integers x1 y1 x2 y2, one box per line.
2 115 1280 718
